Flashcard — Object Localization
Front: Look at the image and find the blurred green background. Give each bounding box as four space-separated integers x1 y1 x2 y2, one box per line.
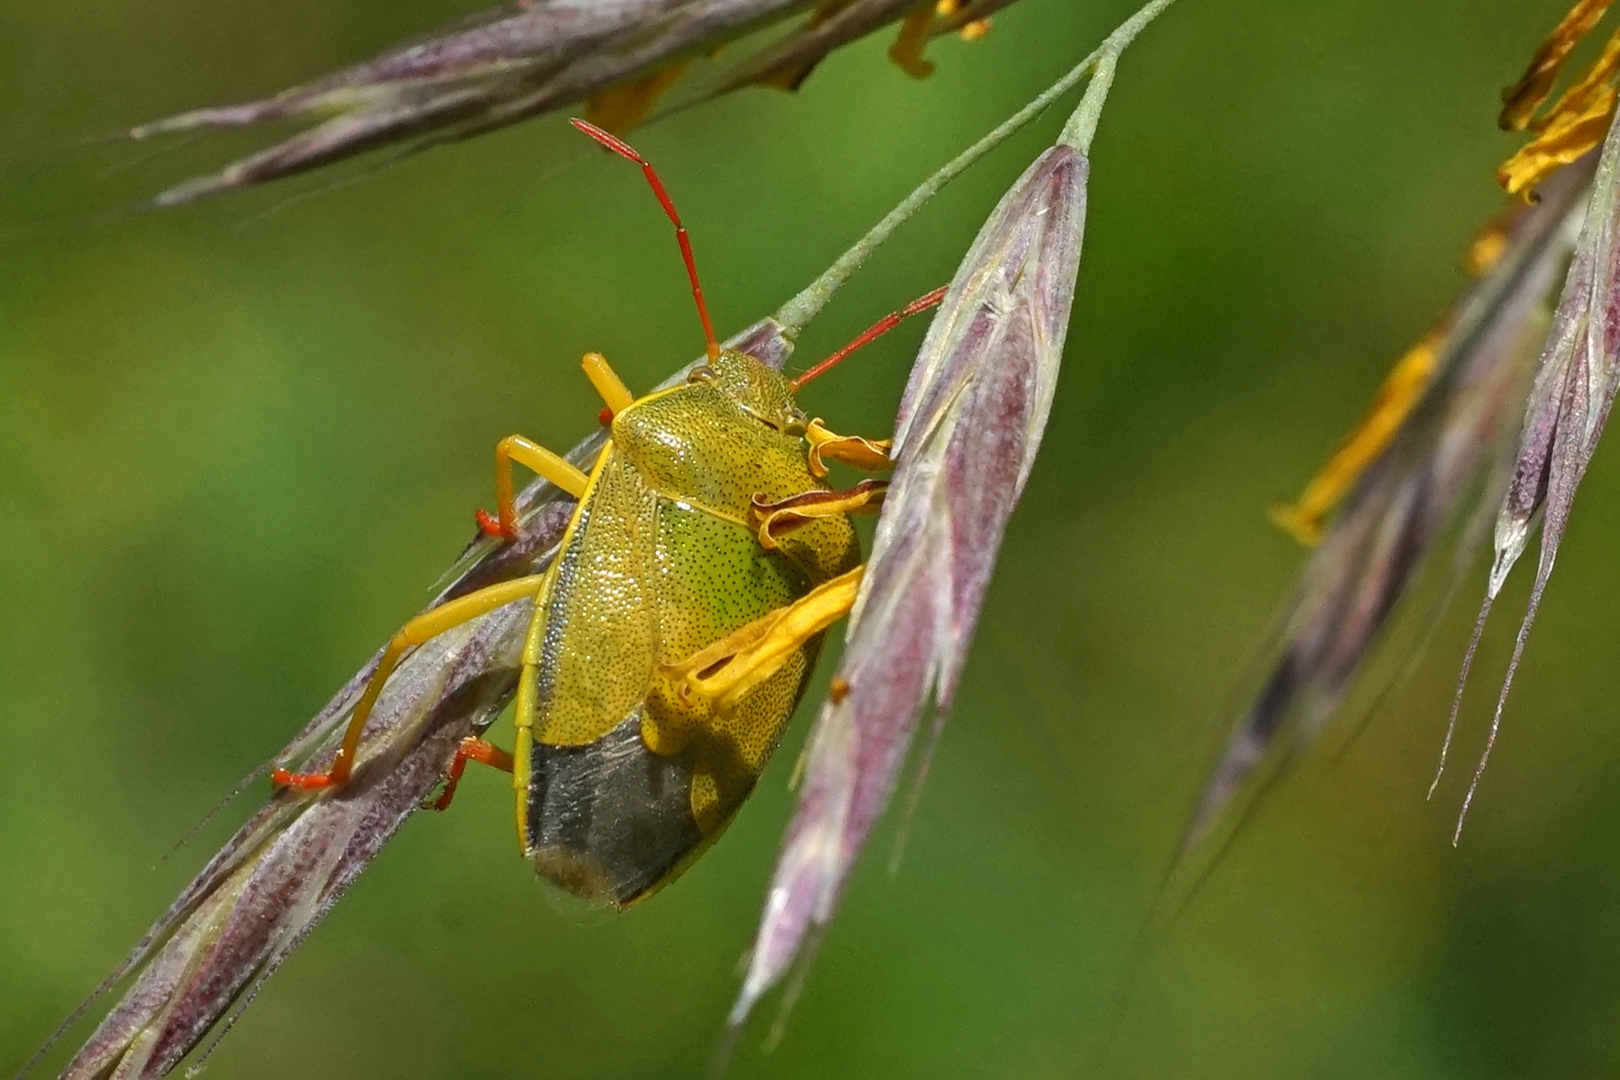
3 1 1617 1077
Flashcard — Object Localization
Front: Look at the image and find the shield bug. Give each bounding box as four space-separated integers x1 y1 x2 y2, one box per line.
272 119 943 907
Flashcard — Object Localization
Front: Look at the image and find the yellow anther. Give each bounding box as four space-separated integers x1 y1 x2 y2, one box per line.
1499 59 1620 200
936 0 993 42
1462 215 1513 277
1270 329 1443 545
582 61 692 136
757 1 859 90
958 18 992 42
1500 0 1615 132
1497 4 1620 200
890 1 939 79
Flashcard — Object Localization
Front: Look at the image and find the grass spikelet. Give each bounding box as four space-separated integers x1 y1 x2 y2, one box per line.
27 324 795 1080
1443 101 1620 841
1179 158 1592 877
727 0 1179 1032
122 0 1024 209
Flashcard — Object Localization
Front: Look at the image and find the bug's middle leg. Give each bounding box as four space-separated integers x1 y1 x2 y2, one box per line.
476 436 591 539
430 737 515 812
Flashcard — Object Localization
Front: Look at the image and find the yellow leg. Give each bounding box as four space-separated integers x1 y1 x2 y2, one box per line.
479 435 590 540
663 566 863 713
430 737 515 812
581 351 634 417
751 479 886 551
273 574 548 792
804 418 893 478
757 1 861 90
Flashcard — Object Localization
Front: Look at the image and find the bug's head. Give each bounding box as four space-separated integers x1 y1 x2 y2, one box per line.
689 349 808 435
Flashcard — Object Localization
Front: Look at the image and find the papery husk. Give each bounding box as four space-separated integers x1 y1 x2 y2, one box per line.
731 144 1087 1026
1441 101 1620 839
1178 158 1594 874
128 0 1015 208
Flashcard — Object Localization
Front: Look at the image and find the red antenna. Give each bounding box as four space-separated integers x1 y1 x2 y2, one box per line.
571 118 721 362
792 285 949 387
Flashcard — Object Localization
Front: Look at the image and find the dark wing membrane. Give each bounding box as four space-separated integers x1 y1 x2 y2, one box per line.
526 709 702 906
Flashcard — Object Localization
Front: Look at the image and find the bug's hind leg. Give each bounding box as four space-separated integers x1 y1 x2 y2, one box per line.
663 566 864 713
273 574 547 792
476 436 591 540
429 737 515 811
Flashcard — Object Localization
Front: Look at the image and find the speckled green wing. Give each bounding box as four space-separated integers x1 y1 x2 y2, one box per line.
531 445 661 750
518 439 822 904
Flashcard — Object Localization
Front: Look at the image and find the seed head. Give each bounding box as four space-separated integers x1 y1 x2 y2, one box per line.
127 0 1018 208
731 143 1088 1027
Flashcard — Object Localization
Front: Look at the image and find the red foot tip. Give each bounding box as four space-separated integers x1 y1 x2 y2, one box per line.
476 508 517 540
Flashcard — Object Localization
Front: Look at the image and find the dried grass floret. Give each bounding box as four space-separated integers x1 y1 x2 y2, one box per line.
1440 103 1620 841
729 0 1179 1030
126 0 1022 208
1179 158 1592 875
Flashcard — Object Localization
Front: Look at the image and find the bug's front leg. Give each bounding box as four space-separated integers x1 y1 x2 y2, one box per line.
478 350 635 540
804 418 894 478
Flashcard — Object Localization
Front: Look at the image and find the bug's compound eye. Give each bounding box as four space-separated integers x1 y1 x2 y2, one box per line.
783 412 808 437
688 365 718 385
